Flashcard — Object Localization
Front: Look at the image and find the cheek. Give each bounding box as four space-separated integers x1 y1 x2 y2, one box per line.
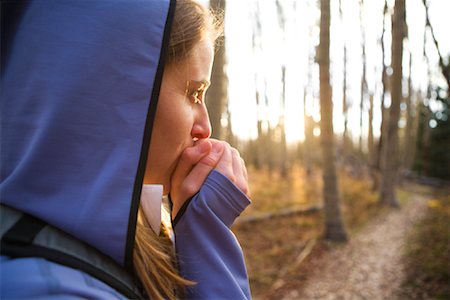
160 102 193 143
154 100 195 166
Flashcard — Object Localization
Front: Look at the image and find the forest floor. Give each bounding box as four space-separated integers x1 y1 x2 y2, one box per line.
279 192 428 300
234 166 448 299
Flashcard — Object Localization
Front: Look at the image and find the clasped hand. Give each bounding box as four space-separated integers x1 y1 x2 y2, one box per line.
170 139 249 219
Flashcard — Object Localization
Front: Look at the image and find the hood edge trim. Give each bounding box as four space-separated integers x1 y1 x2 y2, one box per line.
124 0 177 271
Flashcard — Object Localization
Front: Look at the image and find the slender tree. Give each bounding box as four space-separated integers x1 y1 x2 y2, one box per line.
403 52 415 170
379 0 405 207
276 0 288 178
414 27 433 177
303 0 316 176
368 93 375 166
373 0 389 191
422 0 450 89
252 1 263 169
359 0 367 154
208 0 227 140
304 50 315 176
319 0 348 241
279 66 288 178
339 0 349 154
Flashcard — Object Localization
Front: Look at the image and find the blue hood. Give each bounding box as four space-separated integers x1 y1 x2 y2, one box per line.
1 0 174 269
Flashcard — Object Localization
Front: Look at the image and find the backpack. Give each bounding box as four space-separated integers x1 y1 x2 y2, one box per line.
0 204 145 299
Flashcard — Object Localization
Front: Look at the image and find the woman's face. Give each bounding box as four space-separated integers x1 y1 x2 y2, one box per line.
144 38 214 193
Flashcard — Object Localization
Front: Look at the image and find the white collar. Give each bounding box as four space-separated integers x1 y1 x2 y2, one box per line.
140 184 163 235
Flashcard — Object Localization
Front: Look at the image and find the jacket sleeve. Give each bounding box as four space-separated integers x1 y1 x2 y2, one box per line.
173 170 252 299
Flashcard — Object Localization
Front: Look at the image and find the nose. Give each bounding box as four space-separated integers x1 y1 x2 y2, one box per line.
191 104 211 140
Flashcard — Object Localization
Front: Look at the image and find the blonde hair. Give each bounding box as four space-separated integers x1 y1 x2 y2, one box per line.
133 1 223 299
167 0 223 64
133 209 192 299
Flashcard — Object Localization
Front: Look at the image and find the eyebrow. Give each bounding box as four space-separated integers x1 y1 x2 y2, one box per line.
187 80 211 90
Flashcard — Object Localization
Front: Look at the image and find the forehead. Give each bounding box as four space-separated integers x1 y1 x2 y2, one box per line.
169 38 214 83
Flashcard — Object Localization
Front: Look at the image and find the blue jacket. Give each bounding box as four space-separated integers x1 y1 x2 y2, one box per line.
1 0 251 298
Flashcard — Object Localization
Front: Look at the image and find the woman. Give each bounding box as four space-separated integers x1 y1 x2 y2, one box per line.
1 0 251 299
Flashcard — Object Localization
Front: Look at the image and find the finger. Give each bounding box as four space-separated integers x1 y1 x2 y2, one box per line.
241 158 250 196
215 142 235 182
181 141 224 197
171 139 211 186
241 158 248 182
231 148 249 195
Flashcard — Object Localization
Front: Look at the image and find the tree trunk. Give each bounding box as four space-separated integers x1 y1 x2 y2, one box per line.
369 92 378 188
208 0 227 140
379 0 405 207
368 93 374 166
252 2 263 169
280 66 288 178
304 108 314 176
373 0 388 192
304 48 315 176
319 0 348 242
422 0 450 89
339 0 349 155
403 51 414 170
359 0 367 155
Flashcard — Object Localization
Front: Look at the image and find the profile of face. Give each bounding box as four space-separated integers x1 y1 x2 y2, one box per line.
144 38 214 193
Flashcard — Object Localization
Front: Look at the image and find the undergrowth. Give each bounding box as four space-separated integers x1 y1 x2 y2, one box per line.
234 164 387 298
400 188 450 299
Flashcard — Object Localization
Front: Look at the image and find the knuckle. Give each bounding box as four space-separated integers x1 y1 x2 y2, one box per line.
231 148 240 157
182 182 199 196
237 181 249 195
223 142 231 151
228 173 236 183
181 148 196 162
200 154 218 168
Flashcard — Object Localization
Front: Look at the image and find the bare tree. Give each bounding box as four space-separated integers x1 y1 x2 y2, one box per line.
252 1 263 169
359 0 367 154
368 93 375 166
279 66 288 178
208 0 227 140
339 0 350 154
379 0 405 207
373 0 389 191
276 0 288 178
422 0 450 89
319 0 348 241
303 59 314 176
304 5 316 176
402 51 416 170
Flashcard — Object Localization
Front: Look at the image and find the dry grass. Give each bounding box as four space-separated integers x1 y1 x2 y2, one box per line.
242 165 322 217
233 164 386 298
400 188 450 299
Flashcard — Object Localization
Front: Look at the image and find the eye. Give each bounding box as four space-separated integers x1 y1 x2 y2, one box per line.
192 89 204 104
185 80 209 105
188 88 205 105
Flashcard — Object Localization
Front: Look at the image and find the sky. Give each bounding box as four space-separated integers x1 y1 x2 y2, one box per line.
206 0 450 143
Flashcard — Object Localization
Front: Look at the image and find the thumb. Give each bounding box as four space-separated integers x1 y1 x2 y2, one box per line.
172 141 224 218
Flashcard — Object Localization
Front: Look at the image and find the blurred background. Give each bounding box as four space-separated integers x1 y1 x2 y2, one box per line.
203 0 449 298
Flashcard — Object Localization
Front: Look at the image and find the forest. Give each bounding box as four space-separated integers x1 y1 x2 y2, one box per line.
206 0 449 298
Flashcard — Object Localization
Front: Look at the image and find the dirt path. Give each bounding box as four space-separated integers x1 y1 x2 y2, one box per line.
282 194 428 300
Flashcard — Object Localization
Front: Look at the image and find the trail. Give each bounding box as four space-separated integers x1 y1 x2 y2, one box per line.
282 194 428 300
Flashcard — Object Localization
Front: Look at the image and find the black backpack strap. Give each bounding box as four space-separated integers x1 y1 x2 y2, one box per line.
0 204 145 299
